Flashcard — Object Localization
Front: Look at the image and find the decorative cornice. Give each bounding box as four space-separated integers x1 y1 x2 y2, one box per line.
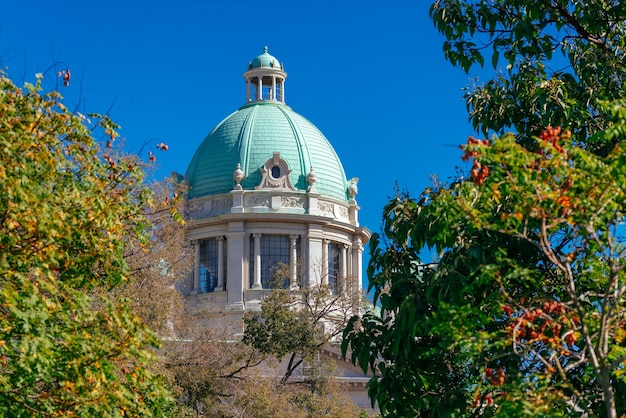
188 192 353 224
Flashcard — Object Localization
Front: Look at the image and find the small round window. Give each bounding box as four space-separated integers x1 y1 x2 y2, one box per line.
271 166 281 178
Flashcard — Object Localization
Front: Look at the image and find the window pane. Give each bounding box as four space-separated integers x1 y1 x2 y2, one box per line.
328 243 340 293
200 238 219 293
249 235 294 289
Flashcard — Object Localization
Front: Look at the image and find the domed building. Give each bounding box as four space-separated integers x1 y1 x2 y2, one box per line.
178 48 375 413
181 47 370 313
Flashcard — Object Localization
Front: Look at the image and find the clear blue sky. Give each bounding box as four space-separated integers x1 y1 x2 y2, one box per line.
1 1 487 267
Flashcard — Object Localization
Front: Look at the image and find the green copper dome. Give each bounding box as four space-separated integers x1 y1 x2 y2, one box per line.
185 101 349 201
249 46 282 70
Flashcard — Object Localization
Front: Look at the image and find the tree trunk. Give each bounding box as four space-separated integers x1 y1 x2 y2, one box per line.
599 369 616 418
280 353 303 384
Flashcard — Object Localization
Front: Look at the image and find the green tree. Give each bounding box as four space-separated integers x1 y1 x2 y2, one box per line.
243 289 321 383
342 2 626 416
243 263 361 385
240 263 370 417
344 117 626 416
430 0 626 155
0 72 175 416
111 175 192 338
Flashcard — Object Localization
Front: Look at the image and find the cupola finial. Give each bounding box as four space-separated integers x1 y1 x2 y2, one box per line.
244 47 287 104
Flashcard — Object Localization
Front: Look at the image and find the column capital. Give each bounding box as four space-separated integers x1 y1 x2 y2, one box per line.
216 235 225 242
253 233 262 239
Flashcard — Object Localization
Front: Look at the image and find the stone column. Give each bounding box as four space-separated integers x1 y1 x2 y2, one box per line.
252 233 262 289
217 236 225 291
290 235 299 289
322 239 330 287
193 240 200 295
271 76 277 100
347 243 354 294
341 243 349 294
246 79 251 102
352 237 363 296
258 77 263 100
226 222 245 311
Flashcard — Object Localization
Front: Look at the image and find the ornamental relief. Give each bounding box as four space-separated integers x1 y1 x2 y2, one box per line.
257 175 291 190
281 196 305 208
245 195 271 207
255 153 297 191
213 198 231 210
188 198 232 218
209 198 232 215
338 206 349 219
318 201 334 216
187 199 203 217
